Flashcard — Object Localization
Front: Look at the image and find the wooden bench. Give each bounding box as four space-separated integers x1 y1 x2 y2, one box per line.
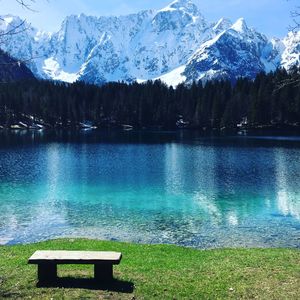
28 250 122 283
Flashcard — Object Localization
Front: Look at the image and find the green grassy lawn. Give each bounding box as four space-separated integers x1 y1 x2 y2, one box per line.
0 239 299 299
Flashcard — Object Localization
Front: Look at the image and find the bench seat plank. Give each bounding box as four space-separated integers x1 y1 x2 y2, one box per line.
28 250 122 265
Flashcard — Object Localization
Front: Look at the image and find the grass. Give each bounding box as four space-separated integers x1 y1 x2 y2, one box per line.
0 239 299 299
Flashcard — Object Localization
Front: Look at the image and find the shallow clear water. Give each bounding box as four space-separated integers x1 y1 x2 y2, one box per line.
0 130 299 248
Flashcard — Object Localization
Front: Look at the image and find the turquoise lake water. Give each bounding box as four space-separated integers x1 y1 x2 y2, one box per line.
0 130 299 248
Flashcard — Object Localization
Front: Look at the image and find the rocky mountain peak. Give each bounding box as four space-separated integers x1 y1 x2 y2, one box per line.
0 0 299 86
213 18 233 34
230 18 249 33
153 0 206 32
168 0 199 15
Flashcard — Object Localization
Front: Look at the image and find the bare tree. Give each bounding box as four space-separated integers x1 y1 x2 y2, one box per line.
274 2 300 90
0 0 42 71
16 0 36 10
290 6 300 31
0 0 36 43
282 3 299 88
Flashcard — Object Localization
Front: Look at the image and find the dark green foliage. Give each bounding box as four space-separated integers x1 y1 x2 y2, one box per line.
0 49 34 82
0 68 299 129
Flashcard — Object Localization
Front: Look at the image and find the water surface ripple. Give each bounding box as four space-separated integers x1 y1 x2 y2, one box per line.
0 130 299 248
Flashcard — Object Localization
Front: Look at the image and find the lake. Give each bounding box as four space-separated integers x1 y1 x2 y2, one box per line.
0 130 299 248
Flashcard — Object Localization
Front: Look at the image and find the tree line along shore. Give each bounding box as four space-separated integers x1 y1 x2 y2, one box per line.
0 67 299 132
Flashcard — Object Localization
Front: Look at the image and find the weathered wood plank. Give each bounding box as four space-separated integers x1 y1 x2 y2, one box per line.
28 250 122 265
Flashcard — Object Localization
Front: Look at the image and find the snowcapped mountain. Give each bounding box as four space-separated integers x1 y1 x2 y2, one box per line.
0 0 299 86
79 0 211 84
281 31 300 70
183 18 276 82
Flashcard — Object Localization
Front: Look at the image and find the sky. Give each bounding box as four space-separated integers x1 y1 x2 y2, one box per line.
1 0 298 37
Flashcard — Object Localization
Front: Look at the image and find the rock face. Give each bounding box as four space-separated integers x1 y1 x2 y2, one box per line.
184 18 274 82
0 0 299 85
0 49 34 82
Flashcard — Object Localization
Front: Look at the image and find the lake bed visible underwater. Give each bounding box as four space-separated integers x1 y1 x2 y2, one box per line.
0 130 299 248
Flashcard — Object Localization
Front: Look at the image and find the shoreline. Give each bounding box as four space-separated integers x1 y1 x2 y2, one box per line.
2 236 300 250
0 117 300 134
0 125 300 135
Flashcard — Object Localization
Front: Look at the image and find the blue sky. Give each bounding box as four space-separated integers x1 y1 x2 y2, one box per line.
1 0 298 37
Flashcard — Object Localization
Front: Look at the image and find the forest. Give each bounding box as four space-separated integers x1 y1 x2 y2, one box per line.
0 67 299 131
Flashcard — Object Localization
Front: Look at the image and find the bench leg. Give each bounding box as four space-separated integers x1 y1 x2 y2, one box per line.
38 263 57 283
94 264 113 281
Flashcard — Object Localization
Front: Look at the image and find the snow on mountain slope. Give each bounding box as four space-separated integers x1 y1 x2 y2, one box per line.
0 15 46 76
155 65 187 86
212 18 233 34
0 0 299 86
79 0 211 84
43 57 79 82
281 31 300 70
183 18 277 82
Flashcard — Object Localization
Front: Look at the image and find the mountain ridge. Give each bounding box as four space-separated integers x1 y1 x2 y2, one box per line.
0 0 299 85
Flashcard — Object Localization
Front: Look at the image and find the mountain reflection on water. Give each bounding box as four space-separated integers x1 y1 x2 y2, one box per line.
0 130 299 247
